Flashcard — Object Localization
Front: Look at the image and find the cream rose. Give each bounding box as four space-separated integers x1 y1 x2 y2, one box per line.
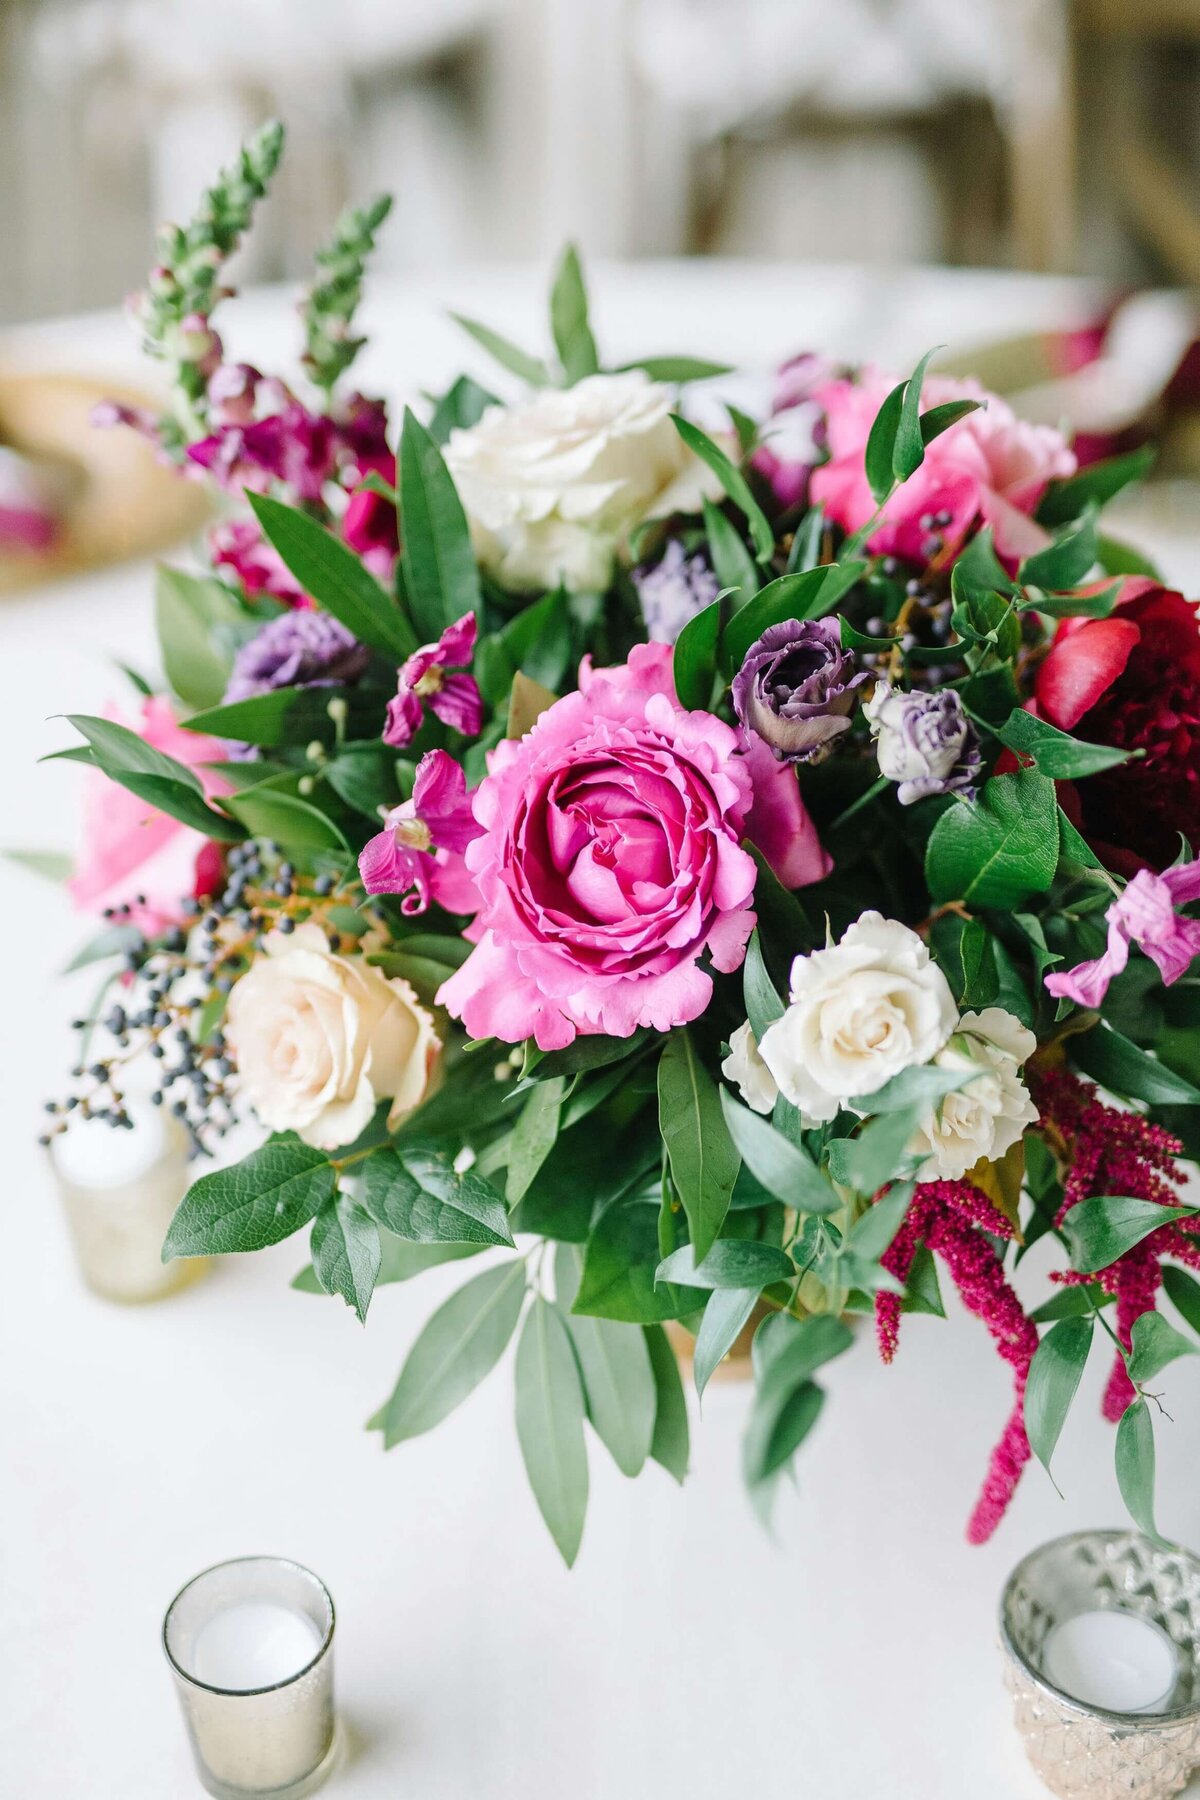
226 923 440 1150
910 1007 1038 1181
444 370 715 592
758 912 957 1124
721 1020 779 1115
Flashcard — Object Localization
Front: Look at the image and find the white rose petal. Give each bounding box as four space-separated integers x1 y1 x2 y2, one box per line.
225 923 441 1150
758 911 957 1123
444 371 718 593
721 1019 778 1115
910 1005 1039 1181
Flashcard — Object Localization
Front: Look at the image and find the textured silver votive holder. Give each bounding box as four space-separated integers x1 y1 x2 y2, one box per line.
1000 1529 1200 1800
164 1556 337 1799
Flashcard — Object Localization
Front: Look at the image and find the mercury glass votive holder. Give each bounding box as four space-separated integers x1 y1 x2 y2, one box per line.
163 1556 337 1800
1000 1529 1200 1800
50 1107 206 1303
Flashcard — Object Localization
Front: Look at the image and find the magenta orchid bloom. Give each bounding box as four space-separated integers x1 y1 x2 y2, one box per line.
383 612 484 748
358 750 481 916
1045 861 1200 1008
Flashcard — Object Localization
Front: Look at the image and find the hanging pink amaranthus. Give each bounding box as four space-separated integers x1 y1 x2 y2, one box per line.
876 1179 1039 1544
1035 1067 1199 1421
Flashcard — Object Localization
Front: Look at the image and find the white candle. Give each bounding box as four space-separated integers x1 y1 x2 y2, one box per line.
1043 1609 1179 1713
191 1600 322 1692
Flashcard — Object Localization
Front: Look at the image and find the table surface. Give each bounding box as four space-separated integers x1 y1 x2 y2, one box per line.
4 260 1200 1800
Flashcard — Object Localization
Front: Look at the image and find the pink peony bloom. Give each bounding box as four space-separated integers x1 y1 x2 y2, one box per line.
739 730 832 889
810 370 1077 565
383 613 483 748
209 517 309 607
1045 861 1200 1008
358 750 481 916
438 643 759 1049
67 696 229 935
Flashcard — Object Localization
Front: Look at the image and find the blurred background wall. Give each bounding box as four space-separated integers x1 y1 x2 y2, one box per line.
1 0 1198 324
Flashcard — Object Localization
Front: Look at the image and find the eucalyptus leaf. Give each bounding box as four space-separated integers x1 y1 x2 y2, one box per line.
644 1322 690 1482
693 1287 760 1400
670 415 774 562
656 1239 794 1291
719 1090 837 1215
658 1030 739 1263
377 1260 526 1447
515 1296 589 1566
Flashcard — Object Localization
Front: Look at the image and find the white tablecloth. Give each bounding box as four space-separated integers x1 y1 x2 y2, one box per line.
4 262 1200 1799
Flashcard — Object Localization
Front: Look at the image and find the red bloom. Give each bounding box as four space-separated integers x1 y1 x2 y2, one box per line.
1034 578 1200 871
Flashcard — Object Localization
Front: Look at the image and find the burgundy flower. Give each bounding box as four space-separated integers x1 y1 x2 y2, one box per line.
209 518 308 607
358 750 480 915
188 402 337 502
1035 578 1200 871
384 612 483 748
342 483 399 582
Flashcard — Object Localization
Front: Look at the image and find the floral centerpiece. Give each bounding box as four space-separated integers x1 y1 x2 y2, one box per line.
36 125 1200 1564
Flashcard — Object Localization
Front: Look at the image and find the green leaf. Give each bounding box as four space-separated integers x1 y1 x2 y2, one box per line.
62 713 245 841
574 1200 704 1323
672 597 722 711
164 1140 335 1258
507 1077 565 1206
719 1090 838 1215
743 930 785 1043
656 1240 794 1291
864 380 906 504
399 406 483 643
743 1313 852 1483
427 373 499 444
919 397 982 446
184 683 383 749
311 1191 381 1323
1058 805 1104 871
892 347 942 482
1063 1195 1196 1274
1096 533 1162 580
1162 1264 1200 1339
1070 1024 1200 1107
618 356 733 383
644 1323 690 1481
377 1238 485 1284
1020 510 1098 592
361 1147 514 1247
377 1260 526 1446
926 767 1059 908
670 415 774 562
702 498 759 601
901 1242 945 1317
4 848 73 883
1126 1310 1199 1384
155 566 241 710
450 312 552 387
693 1288 759 1399
658 1030 740 1263
827 1112 919 1198
1029 1284 1111 1324
1115 1397 1159 1542
248 492 416 659
515 1297 589 1566
996 708 1131 779
1025 1315 1094 1474
845 1180 915 1263
549 243 600 383
1022 582 1122 620
225 786 350 854
557 1246 656 1476
859 1063 977 1114
1038 446 1156 527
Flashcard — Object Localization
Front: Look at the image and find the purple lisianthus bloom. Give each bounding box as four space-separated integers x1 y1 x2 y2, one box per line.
732 618 866 763
865 680 981 805
632 540 720 645
223 610 370 706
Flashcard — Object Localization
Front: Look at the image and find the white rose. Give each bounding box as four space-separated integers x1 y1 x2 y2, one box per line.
226 923 440 1150
721 1020 779 1115
444 371 716 592
758 912 957 1123
910 1006 1039 1181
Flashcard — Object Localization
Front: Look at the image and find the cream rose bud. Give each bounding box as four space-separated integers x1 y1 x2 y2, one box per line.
226 924 440 1151
910 1007 1039 1181
721 1020 779 1115
758 912 957 1123
443 370 716 593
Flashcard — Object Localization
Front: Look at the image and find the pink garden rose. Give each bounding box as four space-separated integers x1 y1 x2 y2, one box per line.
811 370 1077 564
68 696 229 934
438 644 761 1048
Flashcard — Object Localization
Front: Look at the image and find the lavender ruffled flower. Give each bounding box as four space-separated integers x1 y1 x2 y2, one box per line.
224 610 370 706
732 617 866 763
865 681 981 805
633 540 720 645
